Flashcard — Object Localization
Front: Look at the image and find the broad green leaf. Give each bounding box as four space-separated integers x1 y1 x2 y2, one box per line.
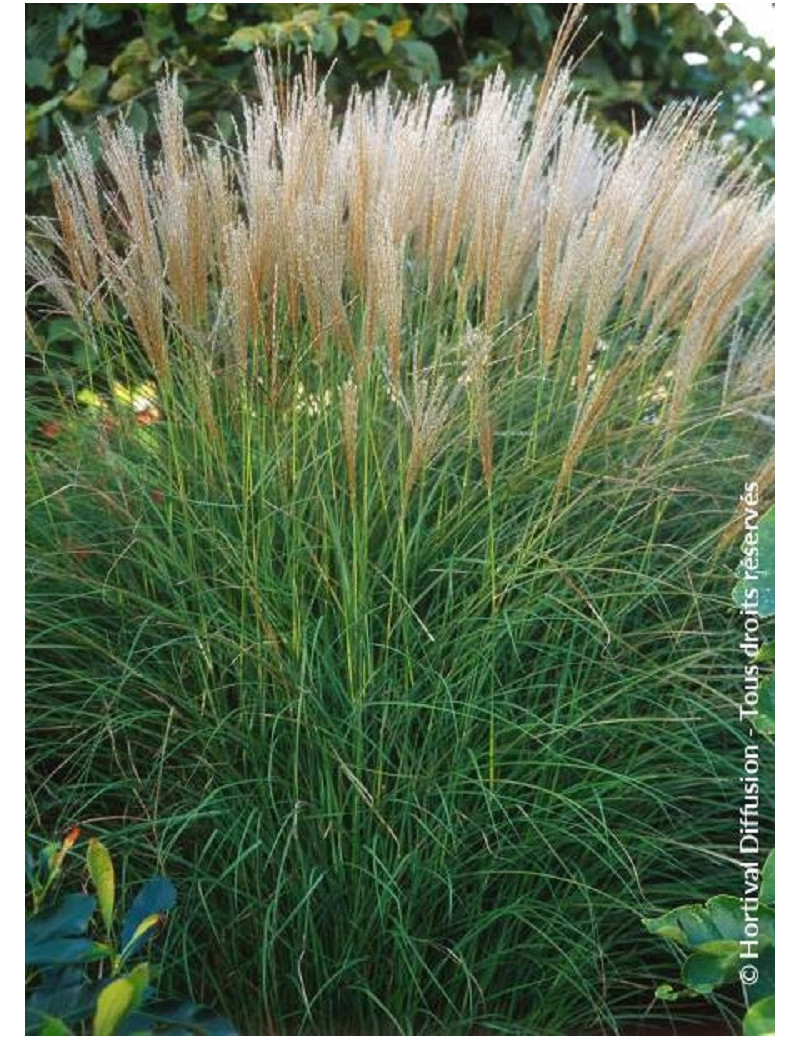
743 995 775 1035
342 16 361 48
225 26 267 51
87 839 115 935
109 74 141 103
682 940 739 993
187 4 210 25
110 37 151 75
391 18 413 39
616 4 637 48
642 894 774 950
373 23 393 55
747 944 775 1005
121 878 175 953
26 58 54 90
26 894 96 952
25 936 110 966
84 6 122 29
127 962 151 1005
128 998 239 1035
25 967 100 1026
760 850 775 904
66 44 87 81
63 66 109 113
312 22 338 57
399 40 441 81
451 3 468 30
94 978 135 1036
525 4 553 43
419 5 452 38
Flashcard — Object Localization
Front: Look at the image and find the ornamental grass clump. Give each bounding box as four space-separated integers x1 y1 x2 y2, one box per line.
27 12 774 1035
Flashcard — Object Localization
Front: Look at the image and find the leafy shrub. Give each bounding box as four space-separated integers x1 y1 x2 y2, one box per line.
26 23 774 1036
25 832 237 1035
642 851 775 1036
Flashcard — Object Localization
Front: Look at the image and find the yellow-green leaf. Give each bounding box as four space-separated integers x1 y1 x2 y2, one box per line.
391 18 413 39
226 25 267 51
109 74 141 104
127 961 150 1004
40 1018 74 1035
125 912 162 952
76 388 106 409
93 978 135 1036
87 839 115 935
743 995 775 1036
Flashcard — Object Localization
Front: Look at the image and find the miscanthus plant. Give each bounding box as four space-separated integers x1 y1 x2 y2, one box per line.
27 11 774 1035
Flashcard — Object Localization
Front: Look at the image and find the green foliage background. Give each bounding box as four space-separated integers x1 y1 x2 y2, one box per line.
26 3 774 215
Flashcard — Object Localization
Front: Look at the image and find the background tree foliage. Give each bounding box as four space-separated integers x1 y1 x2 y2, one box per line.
26 3 774 214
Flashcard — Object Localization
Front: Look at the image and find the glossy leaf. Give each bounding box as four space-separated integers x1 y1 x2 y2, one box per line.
642 894 775 950
129 998 239 1036
25 936 110 966
682 940 739 993
87 839 115 935
127 962 151 1005
743 995 775 1036
26 894 97 965
26 970 99 1027
121 878 176 954
93 978 136 1036
124 913 163 955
